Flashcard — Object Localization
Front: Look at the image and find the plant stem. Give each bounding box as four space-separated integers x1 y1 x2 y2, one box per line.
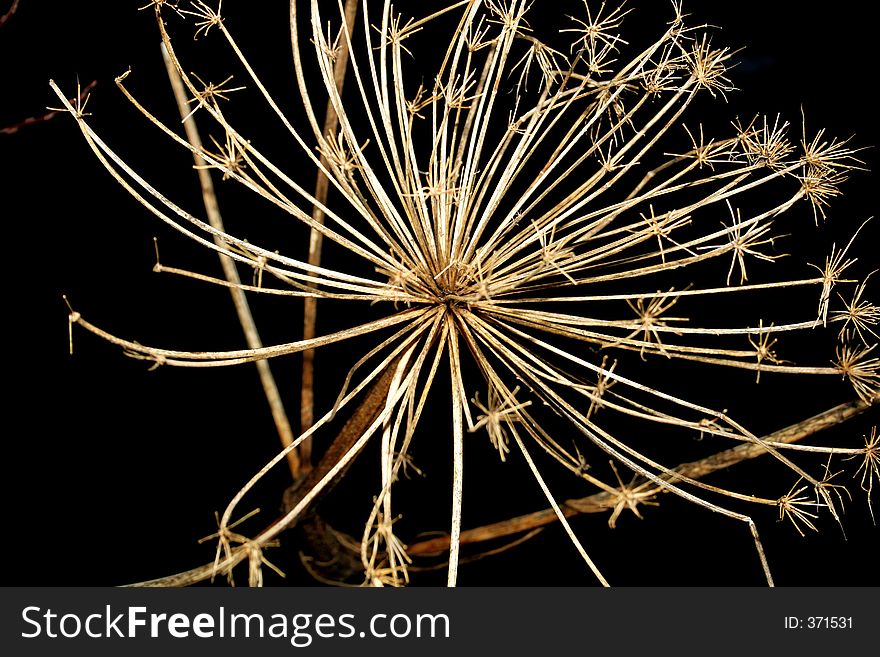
128 357 400 587
408 398 874 556
301 0 361 472
162 44 300 477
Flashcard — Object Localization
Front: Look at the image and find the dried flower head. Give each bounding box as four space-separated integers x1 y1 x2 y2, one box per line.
51 0 876 586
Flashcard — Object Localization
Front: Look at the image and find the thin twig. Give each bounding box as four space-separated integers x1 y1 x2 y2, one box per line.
0 0 19 29
408 398 874 556
162 43 300 477
301 0 361 472
1 79 96 136
126 357 402 587
125 397 871 585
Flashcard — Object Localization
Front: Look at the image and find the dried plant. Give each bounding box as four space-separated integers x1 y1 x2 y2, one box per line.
52 0 877 586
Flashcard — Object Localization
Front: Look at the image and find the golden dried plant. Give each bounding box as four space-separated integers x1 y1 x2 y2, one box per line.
52 0 877 586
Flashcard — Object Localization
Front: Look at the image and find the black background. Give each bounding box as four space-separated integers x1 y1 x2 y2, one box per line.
2 1 877 586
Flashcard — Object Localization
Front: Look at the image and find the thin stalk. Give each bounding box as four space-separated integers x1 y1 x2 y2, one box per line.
162 45 300 478
408 398 874 556
301 0 361 473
